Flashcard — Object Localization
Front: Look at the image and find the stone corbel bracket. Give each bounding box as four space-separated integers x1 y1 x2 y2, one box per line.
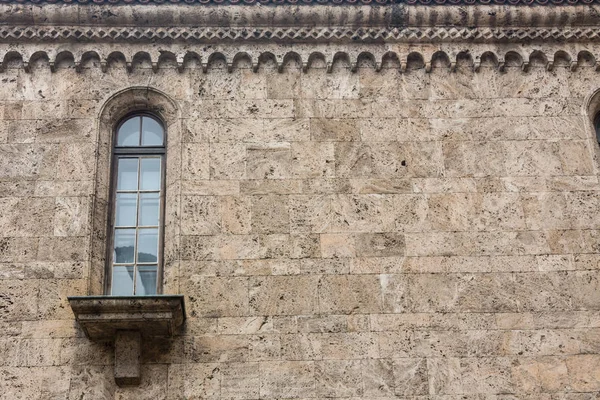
68 295 186 386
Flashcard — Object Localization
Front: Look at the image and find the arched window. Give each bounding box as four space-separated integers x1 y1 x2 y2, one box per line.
108 114 165 295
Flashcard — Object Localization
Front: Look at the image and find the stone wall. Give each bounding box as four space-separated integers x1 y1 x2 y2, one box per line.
1 38 600 399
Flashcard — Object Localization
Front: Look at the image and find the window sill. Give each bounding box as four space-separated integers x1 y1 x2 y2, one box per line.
68 295 186 340
67 295 186 386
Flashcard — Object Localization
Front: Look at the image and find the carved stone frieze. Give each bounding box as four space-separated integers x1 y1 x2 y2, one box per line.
4 25 600 44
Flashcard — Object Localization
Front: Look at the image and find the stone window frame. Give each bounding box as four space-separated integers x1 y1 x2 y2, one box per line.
90 87 182 296
108 113 166 295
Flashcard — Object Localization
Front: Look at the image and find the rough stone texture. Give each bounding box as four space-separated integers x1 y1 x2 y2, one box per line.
1 2 600 399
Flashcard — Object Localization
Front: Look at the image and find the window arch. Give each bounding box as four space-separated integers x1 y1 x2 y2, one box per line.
109 114 165 295
90 87 181 296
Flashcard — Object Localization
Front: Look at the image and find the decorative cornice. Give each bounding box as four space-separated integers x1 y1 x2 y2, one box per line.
0 0 597 5
1 46 597 73
3 25 600 43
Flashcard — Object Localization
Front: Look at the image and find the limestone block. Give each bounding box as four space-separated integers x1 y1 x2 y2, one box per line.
53 196 90 237
251 195 289 234
311 118 359 141
522 193 572 230
67 99 99 119
217 316 274 335
359 118 432 142
351 256 404 274
318 275 385 314
393 358 429 396
355 233 405 257
181 196 221 235
246 143 291 180
0 197 54 237
36 118 94 143
2 338 62 367
182 116 216 143
210 142 246 179
547 175 600 192
182 143 210 180
334 141 406 178
263 118 310 142
220 362 260 399
0 143 58 179
5 119 37 143
55 142 96 181
349 178 412 194
259 361 315 399
249 275 319 315
289 195 332 233
362 358 395 397
181 180 240 196
538 357 570 392
280 333 321 360
443 141 506 178
217 118 264 142
300 258 350 274
318 332 378 359
183 276 248 318
166 363 220 400
37 236 90 262
320 233 355 258
240 179 302 195
315 359 363 397
68 365 116 400
0 366 71 399
21 100 66 119
504 140 564 176
0 237 38 263
266 69 301 100
290 141 335 179
405 231 550 257
220 196 252 235
248 334 280 361
0 280 38 321
35 180 94 197
566 192 600 229
185 335 249 363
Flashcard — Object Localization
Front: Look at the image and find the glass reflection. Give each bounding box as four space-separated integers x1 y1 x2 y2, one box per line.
112 265 134 295
117 158 138 191
140 158 161 191
115 193 137 227
137 228 158 263
114 229 136 264
117 117 140 147
136 265 157 295
139 193 160 226
141 117 164 146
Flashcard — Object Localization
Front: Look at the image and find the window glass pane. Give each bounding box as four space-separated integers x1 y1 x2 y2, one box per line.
114 229 136 264
140 158 161 191
115 193 137 227
141 117 164 146
137 228 158 263
112 265 134 295
117 117 140 147
117 158 139 191
139 193 160 226
136 265 157 295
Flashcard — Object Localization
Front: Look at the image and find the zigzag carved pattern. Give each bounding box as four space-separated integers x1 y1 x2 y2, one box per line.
0 0 596 5
2 26 600 42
